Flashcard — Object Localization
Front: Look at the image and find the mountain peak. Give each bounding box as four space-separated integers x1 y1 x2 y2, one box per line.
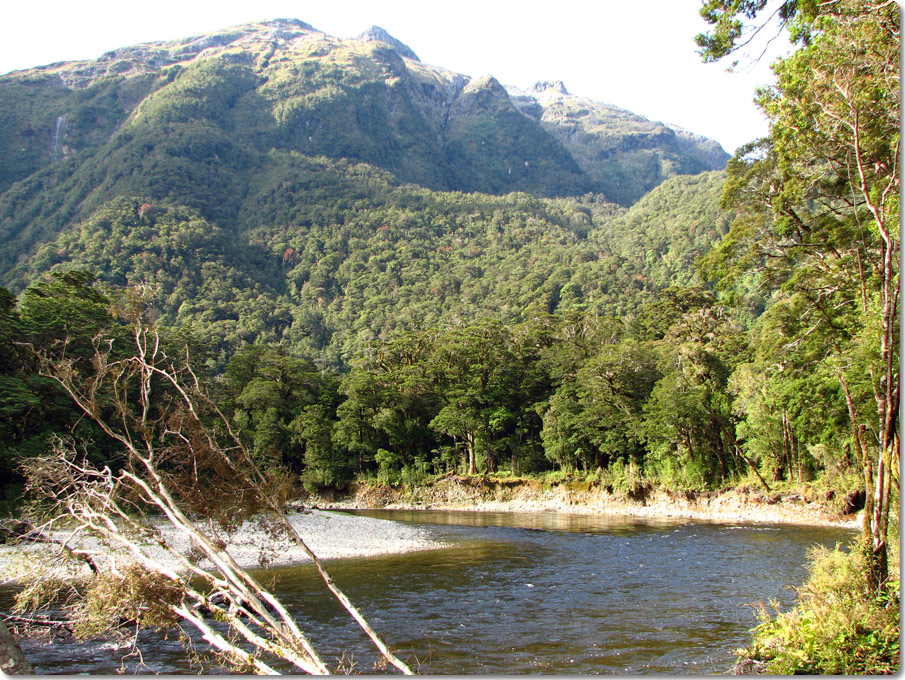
531 80 569 95
261 18 315 30
357 26 420 61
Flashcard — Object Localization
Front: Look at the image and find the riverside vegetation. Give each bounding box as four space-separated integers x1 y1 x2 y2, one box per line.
0 0 898 674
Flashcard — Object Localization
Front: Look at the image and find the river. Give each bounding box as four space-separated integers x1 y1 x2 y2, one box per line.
10 509 854 674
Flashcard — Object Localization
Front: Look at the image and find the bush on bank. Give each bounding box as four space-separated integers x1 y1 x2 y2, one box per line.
737 532 900 675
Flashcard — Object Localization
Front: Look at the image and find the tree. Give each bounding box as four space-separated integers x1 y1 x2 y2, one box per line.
729 298 854 485
332 369 390 474
540 337 658 475
292 404 347 487
699 0 899 589
12 307 413 674
0 273 129 509
696 0 800 64
426 322 522 474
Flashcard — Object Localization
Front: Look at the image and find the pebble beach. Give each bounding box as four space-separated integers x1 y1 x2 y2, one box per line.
0 509 448 579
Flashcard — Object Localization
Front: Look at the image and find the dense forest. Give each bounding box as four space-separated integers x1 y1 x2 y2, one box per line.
0 0 898 673
0 0 895 510
0 16 739 503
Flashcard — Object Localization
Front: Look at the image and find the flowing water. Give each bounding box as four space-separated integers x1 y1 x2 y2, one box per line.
50 115 67 161
8 510 854 675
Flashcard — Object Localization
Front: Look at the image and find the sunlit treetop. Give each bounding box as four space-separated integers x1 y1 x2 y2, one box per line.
695 0 830 63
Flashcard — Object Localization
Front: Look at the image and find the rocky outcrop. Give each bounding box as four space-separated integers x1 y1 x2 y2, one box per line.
357 26 420 61
0 17 736 276
507 81 731 205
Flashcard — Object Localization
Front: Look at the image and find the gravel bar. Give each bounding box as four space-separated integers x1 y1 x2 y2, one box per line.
0 510 450 578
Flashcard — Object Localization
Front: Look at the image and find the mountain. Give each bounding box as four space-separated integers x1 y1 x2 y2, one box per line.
0 19 731 366
507 81 729 206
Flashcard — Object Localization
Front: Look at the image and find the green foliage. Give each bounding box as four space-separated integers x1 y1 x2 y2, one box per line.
0 273 135 508
0 161 730 373
696 0 802 63
130 59 261 127
219 344 340 478
0 18 727 293
699 0 899 615
374 448 403 486
740 538 900 674
442 77 592 197
0 71 157 193
604 171 732 290
0 11 893 529
639 290 746 486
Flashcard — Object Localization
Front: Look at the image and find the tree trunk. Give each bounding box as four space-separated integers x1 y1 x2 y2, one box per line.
781 412 794 483
0 620 31 675
736 446 771 492
466 433 477 475
839 374 890 592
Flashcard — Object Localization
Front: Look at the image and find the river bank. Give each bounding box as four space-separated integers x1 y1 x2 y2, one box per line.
0 479 859 581
311 476 862 529
0 509 447 579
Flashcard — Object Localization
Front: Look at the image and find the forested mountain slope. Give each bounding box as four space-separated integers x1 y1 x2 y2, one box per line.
0 19 726 276
509 81 728 205
0 18 729 366
12 163 727 367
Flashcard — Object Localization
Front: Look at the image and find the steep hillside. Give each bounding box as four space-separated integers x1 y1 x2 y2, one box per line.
0 18 727 278
0 18 733 370
508 81 729 206
13 161 725 368
602 170 731 288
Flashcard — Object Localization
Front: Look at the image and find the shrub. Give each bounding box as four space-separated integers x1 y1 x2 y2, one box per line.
738 536 900 674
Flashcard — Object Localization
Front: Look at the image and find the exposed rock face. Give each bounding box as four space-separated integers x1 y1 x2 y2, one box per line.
532 80 569 95
508 81 731 205
0 18 731 275
17 19 322 88
357 26 420 61
666 124 733 173
3 21 726 204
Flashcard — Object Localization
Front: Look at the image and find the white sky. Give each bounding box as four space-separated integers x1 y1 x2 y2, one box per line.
1 1 791 154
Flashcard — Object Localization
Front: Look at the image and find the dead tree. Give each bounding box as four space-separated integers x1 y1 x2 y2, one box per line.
11 317 413 674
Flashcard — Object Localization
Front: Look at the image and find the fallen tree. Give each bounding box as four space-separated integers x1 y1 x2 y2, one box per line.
7 300 413 674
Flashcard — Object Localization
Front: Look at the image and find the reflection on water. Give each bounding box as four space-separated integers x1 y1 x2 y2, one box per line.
348 508 690 533
7 510 854 675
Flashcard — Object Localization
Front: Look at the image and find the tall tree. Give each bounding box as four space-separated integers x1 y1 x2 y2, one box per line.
699 0 899 589
426 321 522 474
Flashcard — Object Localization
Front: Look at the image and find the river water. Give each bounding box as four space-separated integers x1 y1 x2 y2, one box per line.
11 509 854 675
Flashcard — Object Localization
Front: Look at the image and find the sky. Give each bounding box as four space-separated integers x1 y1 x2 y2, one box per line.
1 1 792 154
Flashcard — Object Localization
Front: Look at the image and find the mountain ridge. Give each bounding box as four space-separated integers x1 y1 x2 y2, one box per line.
0 17 732 368
0 18 727 200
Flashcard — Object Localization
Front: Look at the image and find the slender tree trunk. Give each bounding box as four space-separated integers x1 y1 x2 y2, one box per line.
781 412 794 483
711 422 729 479
839 373 889 592
736 446 771 493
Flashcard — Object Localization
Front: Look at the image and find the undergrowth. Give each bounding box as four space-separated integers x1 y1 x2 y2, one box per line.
738 531 900 675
